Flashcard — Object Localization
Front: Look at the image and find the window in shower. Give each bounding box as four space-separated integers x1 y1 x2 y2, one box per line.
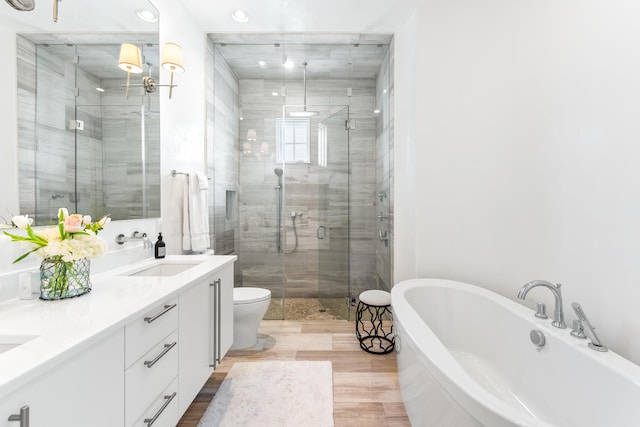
318 123 327 168
276 118 310 163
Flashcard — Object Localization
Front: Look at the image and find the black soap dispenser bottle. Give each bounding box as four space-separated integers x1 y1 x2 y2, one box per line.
154 233 166 259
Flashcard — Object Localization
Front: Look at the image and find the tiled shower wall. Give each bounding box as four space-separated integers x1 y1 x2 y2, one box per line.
238 77 379 298
209 45 241 263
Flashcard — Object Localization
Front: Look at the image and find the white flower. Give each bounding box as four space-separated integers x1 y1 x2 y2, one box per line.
11 215 33 229
83 215 92 225
98 216 111 227
58 208 69 220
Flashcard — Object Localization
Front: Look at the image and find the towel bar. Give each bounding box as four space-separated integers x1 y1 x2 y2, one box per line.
171 169 211 180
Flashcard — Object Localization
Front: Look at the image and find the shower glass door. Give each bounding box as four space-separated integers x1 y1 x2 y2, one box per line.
317 106 350 319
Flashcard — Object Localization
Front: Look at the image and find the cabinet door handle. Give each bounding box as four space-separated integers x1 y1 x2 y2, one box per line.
209 279 220 368
144 342 177 368
216 277 222 364
8 405 29 427
143 392 176 426
144 303 177 324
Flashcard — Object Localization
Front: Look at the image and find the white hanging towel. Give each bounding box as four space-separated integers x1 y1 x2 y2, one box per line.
182 171 210 252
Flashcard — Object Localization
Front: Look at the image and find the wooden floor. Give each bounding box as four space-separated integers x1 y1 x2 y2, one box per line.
177 319 411 426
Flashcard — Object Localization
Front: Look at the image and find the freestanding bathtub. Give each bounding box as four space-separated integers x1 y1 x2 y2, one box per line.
392 278 640 427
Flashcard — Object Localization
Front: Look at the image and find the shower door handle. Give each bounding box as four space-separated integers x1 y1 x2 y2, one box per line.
317 225 327 240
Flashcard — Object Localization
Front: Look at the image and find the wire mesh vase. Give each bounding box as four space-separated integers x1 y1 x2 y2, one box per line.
40 257 92 300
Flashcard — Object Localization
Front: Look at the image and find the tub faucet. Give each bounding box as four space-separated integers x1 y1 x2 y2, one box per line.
518 280 566 329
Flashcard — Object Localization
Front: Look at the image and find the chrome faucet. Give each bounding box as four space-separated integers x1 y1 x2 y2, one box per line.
116 231 153 249
518 280 566 329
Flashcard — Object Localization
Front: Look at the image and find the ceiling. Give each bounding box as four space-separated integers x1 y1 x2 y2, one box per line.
0 0 424 35
211 34 392 80
180 0 425 34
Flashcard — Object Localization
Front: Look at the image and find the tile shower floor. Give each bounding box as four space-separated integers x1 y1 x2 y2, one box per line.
265 297 349 320
177 319 410 426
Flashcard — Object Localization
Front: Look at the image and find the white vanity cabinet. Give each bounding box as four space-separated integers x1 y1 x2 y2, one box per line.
125 298 180 427
0 256 237 427
178 263 234 414
0 329 125 427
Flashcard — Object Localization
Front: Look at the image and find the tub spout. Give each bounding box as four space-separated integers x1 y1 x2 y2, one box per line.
518 280 566 329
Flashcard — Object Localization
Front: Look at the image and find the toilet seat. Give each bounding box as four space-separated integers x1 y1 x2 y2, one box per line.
233 287 271 305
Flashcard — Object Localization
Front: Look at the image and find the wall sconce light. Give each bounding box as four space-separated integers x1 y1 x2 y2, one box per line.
161 43 185 99
118 42 185 99
242 142 252 154
118 43 143 98
247 129 257 141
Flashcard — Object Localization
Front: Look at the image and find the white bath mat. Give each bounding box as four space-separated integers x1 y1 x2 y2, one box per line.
197 361 334 427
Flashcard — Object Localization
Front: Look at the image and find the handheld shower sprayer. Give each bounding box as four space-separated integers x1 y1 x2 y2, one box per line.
274 167 284 187
274 167 284 252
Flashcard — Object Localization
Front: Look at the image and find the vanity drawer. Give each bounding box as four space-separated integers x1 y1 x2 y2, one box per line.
125 330 179 427
126 298 178 367
130 377 180 427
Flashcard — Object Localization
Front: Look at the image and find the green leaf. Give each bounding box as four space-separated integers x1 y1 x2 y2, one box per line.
12 247 41 264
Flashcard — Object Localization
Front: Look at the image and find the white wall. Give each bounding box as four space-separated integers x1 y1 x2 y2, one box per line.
151 0 208 255
411 0 640 364
392 12 418 284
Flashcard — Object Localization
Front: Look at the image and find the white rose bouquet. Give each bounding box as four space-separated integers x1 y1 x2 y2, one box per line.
3 208 110 263
3 208 111 300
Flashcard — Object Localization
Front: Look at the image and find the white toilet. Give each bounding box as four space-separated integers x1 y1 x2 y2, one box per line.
231 287 271 350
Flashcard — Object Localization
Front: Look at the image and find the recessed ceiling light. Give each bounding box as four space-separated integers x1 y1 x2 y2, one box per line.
271 92 279 97
136 9 158 23
96 87 105 93
257 60 268 69
283 60 294 69
232 9 249 23
373 109 381 114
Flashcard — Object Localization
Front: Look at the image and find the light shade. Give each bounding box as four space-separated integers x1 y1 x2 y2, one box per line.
118 43 143 73
247 129 257 141
162 43 185 73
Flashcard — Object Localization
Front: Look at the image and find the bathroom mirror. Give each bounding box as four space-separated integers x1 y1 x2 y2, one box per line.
1 0 159 224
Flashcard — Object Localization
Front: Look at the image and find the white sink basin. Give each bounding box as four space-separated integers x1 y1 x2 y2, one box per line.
124 261 201 277
0 334 39 356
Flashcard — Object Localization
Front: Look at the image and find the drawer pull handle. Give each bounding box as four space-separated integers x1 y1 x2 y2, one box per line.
144 303 177 324
8 405 29 427
143 392 176 426
144 342 177 368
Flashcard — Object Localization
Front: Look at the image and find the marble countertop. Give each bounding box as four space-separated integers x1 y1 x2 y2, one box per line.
0 254 236 399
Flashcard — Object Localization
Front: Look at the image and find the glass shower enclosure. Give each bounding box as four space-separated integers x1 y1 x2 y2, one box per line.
209 38 392 321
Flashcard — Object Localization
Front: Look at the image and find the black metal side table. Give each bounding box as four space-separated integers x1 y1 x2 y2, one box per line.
355 289 395 354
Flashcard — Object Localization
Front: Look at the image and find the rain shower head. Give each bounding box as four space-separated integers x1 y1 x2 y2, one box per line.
5 0 35 11
274 167 283 177
289 62 319 118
